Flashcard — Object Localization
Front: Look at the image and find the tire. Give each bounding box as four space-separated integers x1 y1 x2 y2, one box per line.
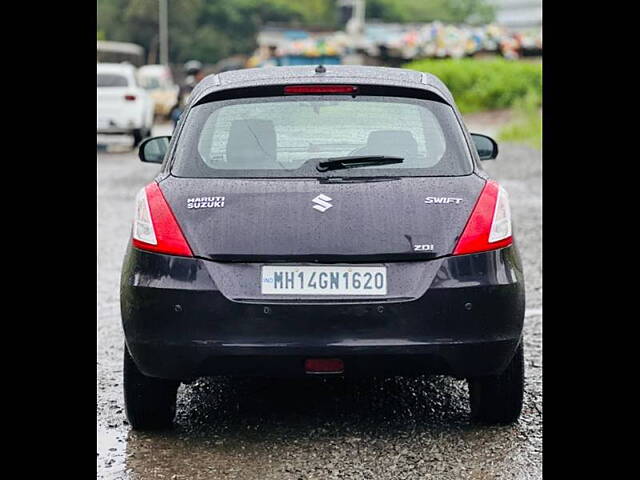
123 343 179 430
132 129 144 147
467 340 524 424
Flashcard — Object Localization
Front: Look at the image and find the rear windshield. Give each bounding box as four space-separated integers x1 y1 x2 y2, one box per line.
97 73 129 88
171 95 473 178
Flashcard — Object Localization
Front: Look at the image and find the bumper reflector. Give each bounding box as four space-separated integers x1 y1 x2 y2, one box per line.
305 358 344 374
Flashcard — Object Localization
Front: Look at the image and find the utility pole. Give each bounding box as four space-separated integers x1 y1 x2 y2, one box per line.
159 0 169 66
337 0 365 35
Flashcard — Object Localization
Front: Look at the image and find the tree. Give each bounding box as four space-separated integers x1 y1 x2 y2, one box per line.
97 0 496 65
366 0 495 24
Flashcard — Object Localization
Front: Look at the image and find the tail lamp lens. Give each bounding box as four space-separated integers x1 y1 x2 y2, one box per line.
453 180 513 256
132 183 192 257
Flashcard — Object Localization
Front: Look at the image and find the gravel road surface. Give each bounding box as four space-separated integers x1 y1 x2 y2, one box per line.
97 123 542 479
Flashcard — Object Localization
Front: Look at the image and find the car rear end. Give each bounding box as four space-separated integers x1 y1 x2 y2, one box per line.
120 67 525 428
138 65 179 118
97 63 151 135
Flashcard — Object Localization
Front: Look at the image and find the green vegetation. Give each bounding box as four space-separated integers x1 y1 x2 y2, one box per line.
367 0 494 24
498 92 542 149
404 58 542 114
498 110 541 148
98 0 495 64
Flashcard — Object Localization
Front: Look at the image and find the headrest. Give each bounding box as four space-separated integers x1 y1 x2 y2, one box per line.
226 119 277 166
365 130 419 157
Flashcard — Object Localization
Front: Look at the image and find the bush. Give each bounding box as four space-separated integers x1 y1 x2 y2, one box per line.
403 58 542 114
498 91 542 148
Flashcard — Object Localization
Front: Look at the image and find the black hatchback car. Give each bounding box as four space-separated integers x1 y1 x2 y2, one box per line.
121 65 525 430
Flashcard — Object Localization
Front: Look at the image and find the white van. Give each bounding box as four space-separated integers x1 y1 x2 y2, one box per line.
97 63 155 146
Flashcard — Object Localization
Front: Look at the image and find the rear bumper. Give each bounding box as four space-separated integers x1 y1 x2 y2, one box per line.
120 246 525 381
97 127 137 135
127 340 521 380
97 113 144 133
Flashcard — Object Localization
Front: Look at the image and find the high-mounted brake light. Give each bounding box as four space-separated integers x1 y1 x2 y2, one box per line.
132 182 193 257
284 85 358 94
305 358 344 374
453 180 512 256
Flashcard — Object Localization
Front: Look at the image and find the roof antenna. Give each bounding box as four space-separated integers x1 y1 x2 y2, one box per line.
315 64 326 74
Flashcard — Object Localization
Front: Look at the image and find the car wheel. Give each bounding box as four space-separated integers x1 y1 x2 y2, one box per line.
132 129 146 147
467 339 524 424
123 343 179 430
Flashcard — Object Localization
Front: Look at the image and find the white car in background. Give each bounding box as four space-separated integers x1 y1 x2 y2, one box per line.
138 64 179 119
97 63 154 146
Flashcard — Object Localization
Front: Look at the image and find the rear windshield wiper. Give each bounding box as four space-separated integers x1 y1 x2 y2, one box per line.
316 155 404 172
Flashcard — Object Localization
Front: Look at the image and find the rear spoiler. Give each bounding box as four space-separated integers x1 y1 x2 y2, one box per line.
193 82 452 108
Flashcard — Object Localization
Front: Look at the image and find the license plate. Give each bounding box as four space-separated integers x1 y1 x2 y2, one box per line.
261 266 387 295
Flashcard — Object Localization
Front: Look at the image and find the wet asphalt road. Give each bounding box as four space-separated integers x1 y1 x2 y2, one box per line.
97 123 542 479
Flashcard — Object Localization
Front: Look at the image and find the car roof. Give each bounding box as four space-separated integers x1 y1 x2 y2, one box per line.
97 62 136 74
138 64 170 75
189 65 456 108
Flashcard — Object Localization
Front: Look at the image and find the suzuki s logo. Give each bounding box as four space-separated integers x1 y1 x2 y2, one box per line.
312 194 333 212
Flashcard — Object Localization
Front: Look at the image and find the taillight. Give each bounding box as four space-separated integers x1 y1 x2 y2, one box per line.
453 180 512 256
124 94 136 101
284 85 358 94
132 183 192 257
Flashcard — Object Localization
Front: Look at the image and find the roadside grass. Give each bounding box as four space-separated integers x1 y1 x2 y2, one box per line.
404 57 542 114
497 92 542 149
404 58 542 148
498 109 541 148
